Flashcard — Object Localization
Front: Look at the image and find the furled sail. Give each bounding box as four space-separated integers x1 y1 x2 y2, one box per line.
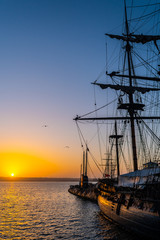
92 83 160 94
105 33 160 44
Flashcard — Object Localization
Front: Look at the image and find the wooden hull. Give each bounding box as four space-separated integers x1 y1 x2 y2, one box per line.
98 195 160 239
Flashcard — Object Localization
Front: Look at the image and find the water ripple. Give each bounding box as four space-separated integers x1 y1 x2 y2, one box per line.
0 182 140 239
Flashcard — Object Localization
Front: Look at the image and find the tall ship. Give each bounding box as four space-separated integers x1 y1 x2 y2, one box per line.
74 0 160 238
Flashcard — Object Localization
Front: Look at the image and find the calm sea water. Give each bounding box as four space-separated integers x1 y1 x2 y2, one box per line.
0 181 138 240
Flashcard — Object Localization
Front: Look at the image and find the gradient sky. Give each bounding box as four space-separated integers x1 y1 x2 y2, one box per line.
0 0 131 178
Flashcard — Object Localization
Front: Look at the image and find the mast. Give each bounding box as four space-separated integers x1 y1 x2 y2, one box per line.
115 121 120 177
83 151 85 175
109 121 123 177
80 147 88 187
124 0 138 171
85 146 88 176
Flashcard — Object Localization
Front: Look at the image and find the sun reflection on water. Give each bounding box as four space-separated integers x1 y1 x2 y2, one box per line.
0 182 136 240
0 182 36 239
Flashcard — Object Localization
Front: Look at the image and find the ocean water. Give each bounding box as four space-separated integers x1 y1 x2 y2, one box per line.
0 181 138 240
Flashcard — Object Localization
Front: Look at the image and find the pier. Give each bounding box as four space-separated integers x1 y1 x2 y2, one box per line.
68 183 98 202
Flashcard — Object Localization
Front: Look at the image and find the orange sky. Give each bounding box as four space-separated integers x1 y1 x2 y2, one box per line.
0 150 82 178
0 0 124 178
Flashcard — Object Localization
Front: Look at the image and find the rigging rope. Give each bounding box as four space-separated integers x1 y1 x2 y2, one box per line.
130 0 151 33
136 119 151 163
76 121 85 149
133 50 158 74
89 151 103 175
119 143 130 172
76 121 103 175
88 161 98 180
128 8 160 22
94 85 103 168
128 3 160 8
139 117 160 145
78 97 118 118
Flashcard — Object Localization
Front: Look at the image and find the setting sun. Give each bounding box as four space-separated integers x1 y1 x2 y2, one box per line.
0 152 59 178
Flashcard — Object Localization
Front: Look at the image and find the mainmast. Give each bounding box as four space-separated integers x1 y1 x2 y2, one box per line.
124 0 138 171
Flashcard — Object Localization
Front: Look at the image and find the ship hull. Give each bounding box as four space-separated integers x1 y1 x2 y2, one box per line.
98 195 160 239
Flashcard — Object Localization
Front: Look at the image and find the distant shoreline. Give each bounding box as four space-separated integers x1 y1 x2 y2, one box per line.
0 177 97 182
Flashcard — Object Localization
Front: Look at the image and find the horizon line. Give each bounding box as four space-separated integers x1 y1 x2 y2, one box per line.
0 177 97 182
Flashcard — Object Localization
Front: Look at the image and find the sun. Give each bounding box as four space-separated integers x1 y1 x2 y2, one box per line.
11 173 14 177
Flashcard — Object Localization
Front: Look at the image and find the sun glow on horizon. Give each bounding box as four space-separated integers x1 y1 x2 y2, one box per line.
0 151 59 177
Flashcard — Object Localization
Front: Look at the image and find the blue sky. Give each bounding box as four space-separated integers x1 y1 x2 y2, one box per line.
0 0 143 177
